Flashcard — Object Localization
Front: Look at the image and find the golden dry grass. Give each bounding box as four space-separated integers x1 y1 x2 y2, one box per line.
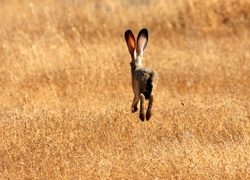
0 0 250 179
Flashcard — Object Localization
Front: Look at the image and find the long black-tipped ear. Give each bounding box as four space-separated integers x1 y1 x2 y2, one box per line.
136 28 148 55
124 30 136 57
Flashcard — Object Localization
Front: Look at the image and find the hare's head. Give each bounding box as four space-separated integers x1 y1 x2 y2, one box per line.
124 28 148 69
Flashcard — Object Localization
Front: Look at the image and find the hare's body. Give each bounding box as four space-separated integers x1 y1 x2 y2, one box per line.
125 28 158 121
131 67 157 100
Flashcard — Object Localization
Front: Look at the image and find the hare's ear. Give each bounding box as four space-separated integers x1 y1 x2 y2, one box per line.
136 28 148 55
124 30 136 57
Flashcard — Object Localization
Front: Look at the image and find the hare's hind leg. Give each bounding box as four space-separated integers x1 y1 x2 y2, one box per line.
139 94 146 121
146 95 154 120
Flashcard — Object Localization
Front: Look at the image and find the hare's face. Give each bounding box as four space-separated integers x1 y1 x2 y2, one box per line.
130 59 135 68
130 56 143 71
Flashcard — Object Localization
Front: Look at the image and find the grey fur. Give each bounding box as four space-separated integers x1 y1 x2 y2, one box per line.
124 28 159 121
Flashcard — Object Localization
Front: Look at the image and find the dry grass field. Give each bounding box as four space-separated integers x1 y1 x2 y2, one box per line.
0 0 250 179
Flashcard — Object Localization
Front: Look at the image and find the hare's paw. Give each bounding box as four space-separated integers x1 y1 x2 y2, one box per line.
139 113 145 121
132 106 138 113
146 111 151 121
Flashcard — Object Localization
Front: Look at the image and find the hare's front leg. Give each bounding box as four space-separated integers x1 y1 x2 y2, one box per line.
139 94 146 121
131 95 139 113
146 95 154 120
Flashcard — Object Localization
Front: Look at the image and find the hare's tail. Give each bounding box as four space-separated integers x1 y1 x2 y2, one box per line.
145 73 157 99
144 77 152 99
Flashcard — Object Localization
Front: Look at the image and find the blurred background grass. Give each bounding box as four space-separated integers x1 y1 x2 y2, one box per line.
0 0 249 179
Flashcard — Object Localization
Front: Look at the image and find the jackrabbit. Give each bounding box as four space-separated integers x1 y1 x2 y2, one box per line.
124 28 159 121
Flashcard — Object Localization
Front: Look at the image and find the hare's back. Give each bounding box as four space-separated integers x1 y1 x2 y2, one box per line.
134 68 157 81
134 68 157 99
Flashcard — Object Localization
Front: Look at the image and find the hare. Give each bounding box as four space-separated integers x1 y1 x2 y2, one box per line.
124 28 159 121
